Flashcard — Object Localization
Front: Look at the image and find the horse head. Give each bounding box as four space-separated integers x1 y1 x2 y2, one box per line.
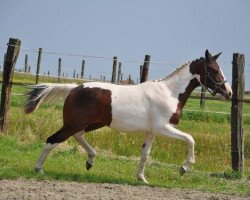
190 50 232 99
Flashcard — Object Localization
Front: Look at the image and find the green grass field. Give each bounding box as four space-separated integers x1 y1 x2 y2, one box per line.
0 72 250 196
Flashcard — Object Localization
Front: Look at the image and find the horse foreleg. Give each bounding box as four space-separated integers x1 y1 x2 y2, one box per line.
137 132 155 184
157 124 195 175
73 131 96 170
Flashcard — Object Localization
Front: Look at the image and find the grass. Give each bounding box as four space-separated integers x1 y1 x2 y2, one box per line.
0 135 249 196
0 72 250 195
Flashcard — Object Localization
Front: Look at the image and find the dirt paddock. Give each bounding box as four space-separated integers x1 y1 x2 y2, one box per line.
0 179 249 200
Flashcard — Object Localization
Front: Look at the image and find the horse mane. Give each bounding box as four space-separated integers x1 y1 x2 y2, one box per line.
152 57 205 82
164 62 190 79
151 62 189 82
191 57 204 64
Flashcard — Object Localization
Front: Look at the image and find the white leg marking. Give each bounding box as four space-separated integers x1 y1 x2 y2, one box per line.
157 125 195 174
137 132 155 184
73 131 96 168
35 143 58 173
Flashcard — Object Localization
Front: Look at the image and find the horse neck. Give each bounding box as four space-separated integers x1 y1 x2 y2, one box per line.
161 63 200 108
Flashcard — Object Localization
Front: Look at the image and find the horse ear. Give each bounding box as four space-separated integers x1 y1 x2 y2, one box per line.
205 50 212 61
213 52 222 60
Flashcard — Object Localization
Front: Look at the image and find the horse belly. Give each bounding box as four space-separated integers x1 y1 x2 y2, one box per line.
109 95 150 132
110 111 149 132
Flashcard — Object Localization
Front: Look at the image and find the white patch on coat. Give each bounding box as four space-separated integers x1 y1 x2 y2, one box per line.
83 63 197 132
219 68 233 96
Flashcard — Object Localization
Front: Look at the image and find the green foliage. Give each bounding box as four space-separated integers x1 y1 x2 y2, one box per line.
0 135 249 195
0 71 85 85
181 110 230 123
0 81 250 195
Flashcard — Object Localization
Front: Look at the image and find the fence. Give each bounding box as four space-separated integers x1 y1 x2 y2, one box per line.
0 38 249 175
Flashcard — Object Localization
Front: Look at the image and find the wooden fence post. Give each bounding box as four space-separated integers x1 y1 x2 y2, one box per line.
0 38 21 133
200 86 206 109
128 74 131 84
28 66 31 73
81 60 85 79
24 54 28 73
120 73 123 83
140 65 143 81
58 58 62 82
35 48 42 84
231 53 245 175
111 56 117 83
140 55 150 83
117 62 122 84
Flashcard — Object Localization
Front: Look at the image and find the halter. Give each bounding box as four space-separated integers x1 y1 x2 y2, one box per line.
201 61 228 96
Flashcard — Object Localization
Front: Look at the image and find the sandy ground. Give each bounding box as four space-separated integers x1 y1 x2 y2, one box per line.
0 179 249 200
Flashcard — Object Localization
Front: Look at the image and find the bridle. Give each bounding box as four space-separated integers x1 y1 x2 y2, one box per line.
201 61 228 96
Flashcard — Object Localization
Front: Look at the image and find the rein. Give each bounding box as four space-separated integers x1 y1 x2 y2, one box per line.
201 61 227 96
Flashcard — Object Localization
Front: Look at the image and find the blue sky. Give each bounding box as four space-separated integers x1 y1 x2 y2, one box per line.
0 0 249 89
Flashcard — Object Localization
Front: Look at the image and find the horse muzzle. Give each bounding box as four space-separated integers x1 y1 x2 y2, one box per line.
217 82 232 99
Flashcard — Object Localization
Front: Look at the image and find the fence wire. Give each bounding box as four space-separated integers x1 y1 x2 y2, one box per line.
1 43 250 90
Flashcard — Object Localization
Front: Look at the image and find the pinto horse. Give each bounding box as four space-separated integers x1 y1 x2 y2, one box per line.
25 50 232 184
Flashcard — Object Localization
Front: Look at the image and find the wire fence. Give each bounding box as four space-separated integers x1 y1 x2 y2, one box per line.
0 42 250 163
1 43 250 66
0 42 249 90
0 43 250 88
0 42 250 104
0 44 180 66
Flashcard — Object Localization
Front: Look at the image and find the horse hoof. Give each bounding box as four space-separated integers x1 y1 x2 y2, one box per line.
34 168 44 174
86 161 93 171
180 166 187 176
137 175 149 184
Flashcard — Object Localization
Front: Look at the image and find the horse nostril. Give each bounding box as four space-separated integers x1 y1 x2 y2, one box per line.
229 92 232 97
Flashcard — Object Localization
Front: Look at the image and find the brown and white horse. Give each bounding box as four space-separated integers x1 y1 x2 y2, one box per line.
25 50 232 184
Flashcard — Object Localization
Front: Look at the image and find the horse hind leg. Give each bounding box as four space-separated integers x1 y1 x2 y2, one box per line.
73 123 104 171
73 131 96 170
34 143 58 174
137 132 155 184
34 126 77 173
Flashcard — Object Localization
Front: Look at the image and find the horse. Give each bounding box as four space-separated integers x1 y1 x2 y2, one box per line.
25 50 232 184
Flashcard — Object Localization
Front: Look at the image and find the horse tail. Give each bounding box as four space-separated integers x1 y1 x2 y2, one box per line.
24 83 78 114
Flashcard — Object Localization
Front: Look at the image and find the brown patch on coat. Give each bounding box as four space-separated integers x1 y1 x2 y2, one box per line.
64 85 112 129
189 58 203 76
169 78 199 125
47 85 112 144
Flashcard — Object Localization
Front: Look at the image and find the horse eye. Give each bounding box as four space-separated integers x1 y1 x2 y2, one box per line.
212 69 219 74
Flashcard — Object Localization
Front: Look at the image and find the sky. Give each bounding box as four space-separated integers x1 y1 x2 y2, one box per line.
0 0 249 90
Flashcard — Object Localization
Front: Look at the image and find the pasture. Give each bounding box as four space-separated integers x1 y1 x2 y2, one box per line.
0 72 250 196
